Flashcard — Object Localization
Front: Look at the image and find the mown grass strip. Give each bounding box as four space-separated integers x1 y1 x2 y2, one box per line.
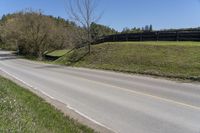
104 41 200 46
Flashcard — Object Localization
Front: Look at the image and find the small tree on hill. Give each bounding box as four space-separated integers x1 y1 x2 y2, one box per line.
67 0 101 54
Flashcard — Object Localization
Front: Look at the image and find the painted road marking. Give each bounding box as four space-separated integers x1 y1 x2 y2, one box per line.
0 67 117 133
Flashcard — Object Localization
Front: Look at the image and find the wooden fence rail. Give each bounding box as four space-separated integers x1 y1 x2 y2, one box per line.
95 30 200 44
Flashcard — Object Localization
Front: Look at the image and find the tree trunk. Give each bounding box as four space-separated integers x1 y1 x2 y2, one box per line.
87 28 91 55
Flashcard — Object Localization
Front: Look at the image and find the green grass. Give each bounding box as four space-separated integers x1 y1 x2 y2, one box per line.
46 50 70 57
0 76 95 133
56 41 200 81
104 41 200 46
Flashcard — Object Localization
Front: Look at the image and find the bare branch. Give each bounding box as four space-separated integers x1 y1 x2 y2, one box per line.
67 0 102 54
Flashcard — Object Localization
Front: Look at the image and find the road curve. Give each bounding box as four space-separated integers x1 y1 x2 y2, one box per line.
0 50 200 133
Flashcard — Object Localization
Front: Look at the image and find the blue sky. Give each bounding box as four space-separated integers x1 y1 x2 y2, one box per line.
0 0 200 31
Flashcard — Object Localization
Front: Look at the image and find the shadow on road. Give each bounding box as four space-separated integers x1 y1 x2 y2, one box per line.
0 54 17 61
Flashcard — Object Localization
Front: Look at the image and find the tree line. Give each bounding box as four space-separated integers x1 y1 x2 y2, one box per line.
0 10 116 59
0 11 80 59
121 25 153 34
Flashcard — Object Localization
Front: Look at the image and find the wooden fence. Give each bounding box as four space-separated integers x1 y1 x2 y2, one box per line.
95 30 200 43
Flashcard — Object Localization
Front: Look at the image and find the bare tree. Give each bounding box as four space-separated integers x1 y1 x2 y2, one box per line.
68 0 101 54
1 10 76 59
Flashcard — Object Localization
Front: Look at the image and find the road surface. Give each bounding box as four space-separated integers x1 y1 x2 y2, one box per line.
0 50 200 133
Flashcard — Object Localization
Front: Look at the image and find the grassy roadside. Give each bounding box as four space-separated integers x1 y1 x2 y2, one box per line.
0 76 95 133
55 41 200 81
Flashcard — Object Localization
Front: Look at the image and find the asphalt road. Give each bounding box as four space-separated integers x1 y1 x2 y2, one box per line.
0 50 200 133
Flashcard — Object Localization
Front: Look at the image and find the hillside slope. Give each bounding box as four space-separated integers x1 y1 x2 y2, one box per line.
55 41 200 81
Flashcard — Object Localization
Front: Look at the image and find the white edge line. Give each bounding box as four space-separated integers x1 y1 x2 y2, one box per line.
66 104 114 130
0 68 117 133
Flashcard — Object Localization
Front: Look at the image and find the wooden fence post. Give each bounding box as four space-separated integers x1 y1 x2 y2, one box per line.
157 31 159 41
126 34 128 41
140 33 142 41
176 31 179 41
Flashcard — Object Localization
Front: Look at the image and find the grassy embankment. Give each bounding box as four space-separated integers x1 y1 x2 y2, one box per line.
0 76 94 133
45 50 70 58
55 41 200 81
